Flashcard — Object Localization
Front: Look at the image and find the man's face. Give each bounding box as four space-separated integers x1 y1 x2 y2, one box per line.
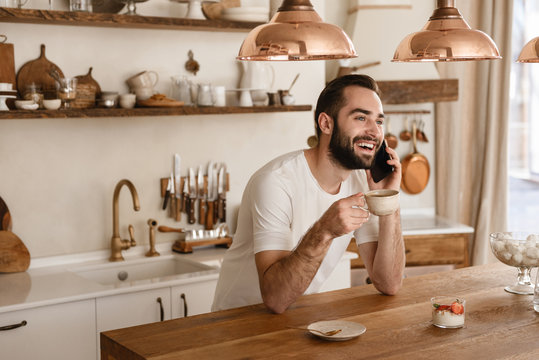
328 86 385 170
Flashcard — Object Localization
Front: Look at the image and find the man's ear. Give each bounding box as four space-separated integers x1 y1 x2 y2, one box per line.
318 113 333 135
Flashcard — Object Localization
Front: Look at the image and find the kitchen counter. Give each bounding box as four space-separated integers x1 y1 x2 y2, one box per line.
400 211 474 236
101 263 539 360
0 244 224 314
0 214 472 314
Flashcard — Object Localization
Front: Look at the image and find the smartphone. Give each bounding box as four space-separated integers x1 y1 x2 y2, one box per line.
370 140 394 183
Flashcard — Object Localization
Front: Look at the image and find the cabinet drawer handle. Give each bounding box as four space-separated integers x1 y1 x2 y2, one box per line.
156 297 164 322
180 293 188 317
0 320 27 331
405 249 411 254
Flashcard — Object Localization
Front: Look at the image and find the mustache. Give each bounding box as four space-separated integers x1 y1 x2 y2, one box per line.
353 136 380 146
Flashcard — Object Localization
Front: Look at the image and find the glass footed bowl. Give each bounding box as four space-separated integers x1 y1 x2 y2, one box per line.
489 232 539 295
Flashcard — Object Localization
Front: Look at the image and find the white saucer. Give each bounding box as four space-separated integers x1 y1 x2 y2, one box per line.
308 320 366 341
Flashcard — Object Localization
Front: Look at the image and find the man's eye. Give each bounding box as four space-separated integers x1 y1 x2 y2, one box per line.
355 116 366 121
376 120 384 125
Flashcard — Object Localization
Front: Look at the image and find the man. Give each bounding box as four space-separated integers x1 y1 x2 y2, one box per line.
212 74 405 313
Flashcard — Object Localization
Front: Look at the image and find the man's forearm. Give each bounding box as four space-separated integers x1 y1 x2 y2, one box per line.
370 209 405 294
260 223 332 313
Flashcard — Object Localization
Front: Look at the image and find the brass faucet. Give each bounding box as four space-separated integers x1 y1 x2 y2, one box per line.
109 179 140 262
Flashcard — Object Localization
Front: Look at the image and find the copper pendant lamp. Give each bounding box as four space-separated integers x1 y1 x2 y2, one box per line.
517 37 539 63
237 0 357 61
392 0 501 62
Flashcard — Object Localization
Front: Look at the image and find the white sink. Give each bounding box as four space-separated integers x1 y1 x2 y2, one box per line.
70 255 218 288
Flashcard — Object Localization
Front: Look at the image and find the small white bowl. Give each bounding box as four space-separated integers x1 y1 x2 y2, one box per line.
15 100 38 110
43 99 62 110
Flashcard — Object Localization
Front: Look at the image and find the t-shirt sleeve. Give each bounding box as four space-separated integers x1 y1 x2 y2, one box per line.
353 213 379 245
249 173 294 253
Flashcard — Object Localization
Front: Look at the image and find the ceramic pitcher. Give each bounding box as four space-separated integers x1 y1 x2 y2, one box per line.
239 62 275 91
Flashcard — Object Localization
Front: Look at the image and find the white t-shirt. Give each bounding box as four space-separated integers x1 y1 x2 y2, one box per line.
211 150 379 311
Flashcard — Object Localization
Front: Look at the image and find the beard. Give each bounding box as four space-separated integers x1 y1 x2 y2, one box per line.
328 124 380 170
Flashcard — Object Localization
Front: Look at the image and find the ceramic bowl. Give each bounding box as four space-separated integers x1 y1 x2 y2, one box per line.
43 99 62 110
15 100 38 110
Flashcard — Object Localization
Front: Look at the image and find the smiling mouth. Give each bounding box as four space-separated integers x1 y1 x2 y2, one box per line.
356 142 376 152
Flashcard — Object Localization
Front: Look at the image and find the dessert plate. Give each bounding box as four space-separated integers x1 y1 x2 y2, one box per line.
308 320 366 341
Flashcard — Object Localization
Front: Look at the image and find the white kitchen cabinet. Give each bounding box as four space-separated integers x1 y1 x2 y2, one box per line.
96 287 171 356
171 279 218 318
0 299 96 360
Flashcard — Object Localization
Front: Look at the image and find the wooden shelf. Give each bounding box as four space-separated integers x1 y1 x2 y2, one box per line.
378 79 459 105
0 104 313 120
0 7 262 32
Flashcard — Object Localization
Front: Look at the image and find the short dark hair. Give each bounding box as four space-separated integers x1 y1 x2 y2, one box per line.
314 74 381 137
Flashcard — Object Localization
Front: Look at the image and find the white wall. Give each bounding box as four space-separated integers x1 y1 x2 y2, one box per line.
0 0 325 258
0 0 440 259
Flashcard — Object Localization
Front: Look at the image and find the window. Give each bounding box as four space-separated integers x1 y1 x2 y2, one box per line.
508 0 539 231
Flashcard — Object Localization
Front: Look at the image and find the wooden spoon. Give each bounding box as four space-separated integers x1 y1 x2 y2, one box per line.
384 116 398 149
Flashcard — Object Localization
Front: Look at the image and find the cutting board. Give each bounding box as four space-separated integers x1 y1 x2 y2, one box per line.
16 44 64 99
0 196 12 231
0 231 30 273
0 42 16 87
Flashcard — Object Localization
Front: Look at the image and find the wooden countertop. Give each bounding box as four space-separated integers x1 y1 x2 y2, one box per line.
101 263 539 359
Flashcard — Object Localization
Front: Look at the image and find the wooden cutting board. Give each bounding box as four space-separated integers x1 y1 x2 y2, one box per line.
16 44 64 99
0 42 16 87
0 231 30 273
0 196 12 231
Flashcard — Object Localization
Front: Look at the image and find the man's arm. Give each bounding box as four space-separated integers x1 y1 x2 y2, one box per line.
358 209 405 295
255 193 369 314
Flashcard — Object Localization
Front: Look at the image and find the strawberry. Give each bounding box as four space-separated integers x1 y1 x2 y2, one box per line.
434 304 451 311
450 301 464 315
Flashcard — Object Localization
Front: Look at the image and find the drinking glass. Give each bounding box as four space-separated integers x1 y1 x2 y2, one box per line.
57 78 77 109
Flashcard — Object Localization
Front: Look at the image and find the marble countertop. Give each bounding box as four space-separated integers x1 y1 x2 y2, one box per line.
0 213 473 314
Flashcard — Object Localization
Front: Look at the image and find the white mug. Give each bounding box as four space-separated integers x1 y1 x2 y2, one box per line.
119 93 136 109
126 71 159 90
364 189 400 216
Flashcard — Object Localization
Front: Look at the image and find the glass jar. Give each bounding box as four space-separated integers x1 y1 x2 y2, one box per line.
23 83 44 108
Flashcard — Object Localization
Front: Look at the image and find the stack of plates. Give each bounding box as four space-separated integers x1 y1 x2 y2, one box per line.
221 6 269 22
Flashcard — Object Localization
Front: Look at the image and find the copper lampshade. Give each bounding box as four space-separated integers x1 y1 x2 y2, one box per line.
517 36 539 63
237 0 356 61
392 0 501 62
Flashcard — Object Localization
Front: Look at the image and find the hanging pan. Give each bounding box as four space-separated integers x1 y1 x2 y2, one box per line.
401 121 430 194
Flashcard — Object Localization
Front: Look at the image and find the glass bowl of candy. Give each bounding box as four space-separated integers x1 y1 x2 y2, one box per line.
489 232 539 294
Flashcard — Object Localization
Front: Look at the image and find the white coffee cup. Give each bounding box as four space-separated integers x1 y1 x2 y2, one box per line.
126 71 159 90
119 93 136 109
364 189 399 216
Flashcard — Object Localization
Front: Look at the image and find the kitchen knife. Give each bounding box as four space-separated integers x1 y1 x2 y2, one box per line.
162 172 173 210
174 154 182 221
188 167 196 224
182 178 189 215
205 161 215 230
217 164 226 222
197 165 206 226
169 173 176 218
211 163 220 226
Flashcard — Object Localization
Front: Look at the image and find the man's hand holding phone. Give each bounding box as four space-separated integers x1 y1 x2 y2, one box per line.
367 140 402 191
